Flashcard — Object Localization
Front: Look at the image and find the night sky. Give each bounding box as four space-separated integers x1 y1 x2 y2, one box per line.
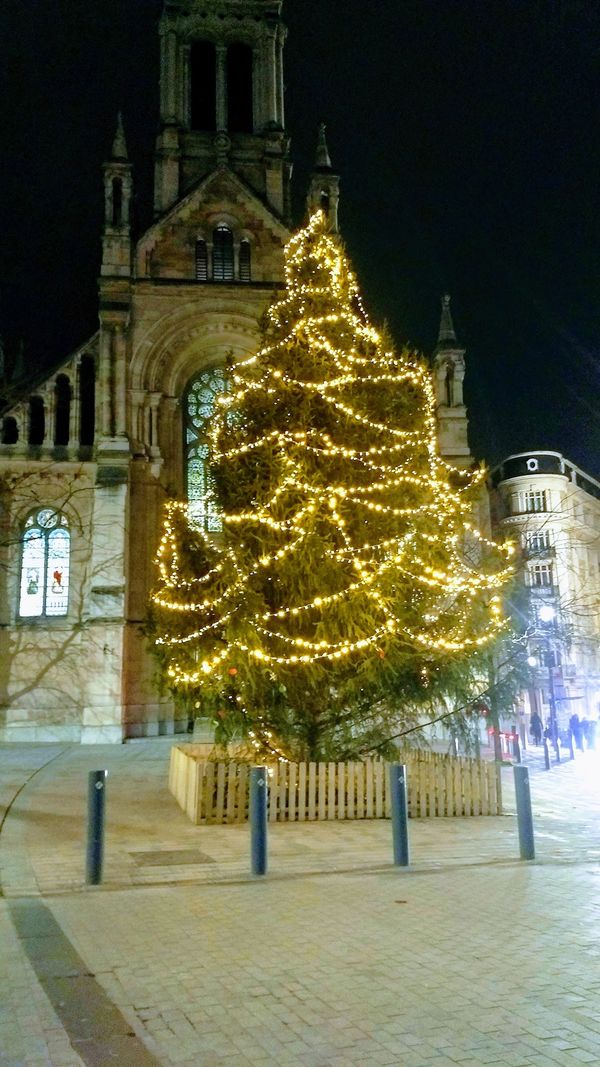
2 0 600 473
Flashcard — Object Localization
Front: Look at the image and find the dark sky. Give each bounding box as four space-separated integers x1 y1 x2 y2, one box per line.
2 0 600 473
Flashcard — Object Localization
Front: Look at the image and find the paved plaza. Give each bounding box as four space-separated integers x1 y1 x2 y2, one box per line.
1 741 600 1067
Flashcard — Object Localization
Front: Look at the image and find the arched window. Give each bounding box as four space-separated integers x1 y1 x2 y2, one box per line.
320 190 330 214
29 396 45 446
112 178 123 226
54 375 71 446
1 416 18 444
227 43 254 133
185 368 227 532
195 238 208 281
19 508 70 618
239 238 251 282
212 225 234 281
191 40 217 131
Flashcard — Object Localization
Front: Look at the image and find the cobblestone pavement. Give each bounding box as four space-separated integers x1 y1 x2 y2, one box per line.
1 741 600 1066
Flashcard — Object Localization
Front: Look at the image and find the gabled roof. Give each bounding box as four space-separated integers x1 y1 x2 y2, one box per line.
136 166 290 257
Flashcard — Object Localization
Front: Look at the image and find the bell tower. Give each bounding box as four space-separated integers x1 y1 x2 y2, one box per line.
154 0 291 220
432 294 471 466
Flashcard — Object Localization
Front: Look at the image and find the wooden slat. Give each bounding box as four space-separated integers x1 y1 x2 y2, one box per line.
327 762 336 820
308 762 317 820
453 758 463 816
365 762 373 818
318 763 327 820
444 757 453 816
238 763 249 823
279 763 288 821
374 762 384 818
355 763 365 819
269 764 278 821
204 762 215 823
215 762 226 823
298 762 307 821
347 762 355 819
225 763 237 823
288 762 298 822
337 762 345 820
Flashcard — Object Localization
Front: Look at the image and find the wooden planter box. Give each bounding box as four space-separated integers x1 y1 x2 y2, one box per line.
169 745 502 825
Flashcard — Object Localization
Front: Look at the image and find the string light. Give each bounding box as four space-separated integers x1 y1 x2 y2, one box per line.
151 211 513 697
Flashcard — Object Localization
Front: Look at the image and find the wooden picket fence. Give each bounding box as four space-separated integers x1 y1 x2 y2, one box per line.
169 744 502 825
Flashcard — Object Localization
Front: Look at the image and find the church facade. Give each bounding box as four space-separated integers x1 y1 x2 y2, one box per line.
0 0 471 743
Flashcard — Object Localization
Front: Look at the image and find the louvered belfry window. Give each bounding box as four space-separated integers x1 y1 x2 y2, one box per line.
212 225 234 281
195 239 208 281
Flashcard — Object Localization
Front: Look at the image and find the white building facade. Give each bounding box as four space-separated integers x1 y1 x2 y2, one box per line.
491 451 600 736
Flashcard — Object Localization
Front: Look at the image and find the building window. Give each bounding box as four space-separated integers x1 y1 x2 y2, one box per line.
19 509 70 618
227 43 253 133
1 416 18 444
112 178 123 226
522 530 551 554
513 489 547 514
527 562 553 587
212 225 234 281
195 239 208 281
190 41 217 131
185 368 227 532
54 375 71 446
239 238 251 282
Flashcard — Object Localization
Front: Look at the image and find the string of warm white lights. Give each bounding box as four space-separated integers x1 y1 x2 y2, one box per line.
151 211 514 691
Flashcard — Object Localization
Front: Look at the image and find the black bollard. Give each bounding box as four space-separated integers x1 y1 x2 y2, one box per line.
512 734 521 763
389 763 410 866
513 765 535 860
250 766 268 876
568 730 575 761
543 738 551 771
86 770 108 885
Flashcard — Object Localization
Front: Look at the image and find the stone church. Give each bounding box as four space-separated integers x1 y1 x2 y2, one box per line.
0 0 472 743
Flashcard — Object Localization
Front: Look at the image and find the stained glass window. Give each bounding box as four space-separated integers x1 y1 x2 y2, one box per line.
19 509 70 618
185 368 227 532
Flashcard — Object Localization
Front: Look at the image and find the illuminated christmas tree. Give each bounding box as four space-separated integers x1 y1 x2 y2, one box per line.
151 212 514 760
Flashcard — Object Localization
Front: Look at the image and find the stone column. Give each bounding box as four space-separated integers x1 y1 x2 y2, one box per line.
148 393 162 458
276 26 285 127
113 325 127 437
45 384 56 447
98 327 113 437
216 44 227 131
71 364 81 449
265 28 277 124
165 31 178 123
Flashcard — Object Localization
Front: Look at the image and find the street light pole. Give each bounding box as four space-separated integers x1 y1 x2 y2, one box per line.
546 650 560 760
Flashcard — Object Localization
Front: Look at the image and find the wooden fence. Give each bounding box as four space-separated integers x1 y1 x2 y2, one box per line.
169 745 502 824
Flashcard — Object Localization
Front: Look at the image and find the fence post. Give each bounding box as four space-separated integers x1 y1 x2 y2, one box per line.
513 765 535 860
250 766 268 876
86 770 107 885
389 763 409 867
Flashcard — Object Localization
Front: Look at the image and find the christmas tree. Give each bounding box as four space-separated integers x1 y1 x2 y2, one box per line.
151 212 514 760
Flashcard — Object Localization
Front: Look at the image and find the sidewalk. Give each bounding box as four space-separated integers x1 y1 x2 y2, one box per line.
2 740 600 1067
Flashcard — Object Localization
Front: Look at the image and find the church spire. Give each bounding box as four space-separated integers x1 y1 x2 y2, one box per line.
101 113 133 278
436 293 458 348
111 112 128 162
307 123 340 231
432 294 471 467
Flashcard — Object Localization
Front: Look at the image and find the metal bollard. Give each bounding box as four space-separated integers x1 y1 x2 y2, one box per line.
568 730 575 761
86 770 108 885
512 734 521 762
389 763 409 867
513 765 535 860
543 738 551 771
250 766 268 876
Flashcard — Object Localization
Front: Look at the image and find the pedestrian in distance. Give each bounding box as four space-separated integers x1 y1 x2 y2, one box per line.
530 711 543 746
570 713 584 751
